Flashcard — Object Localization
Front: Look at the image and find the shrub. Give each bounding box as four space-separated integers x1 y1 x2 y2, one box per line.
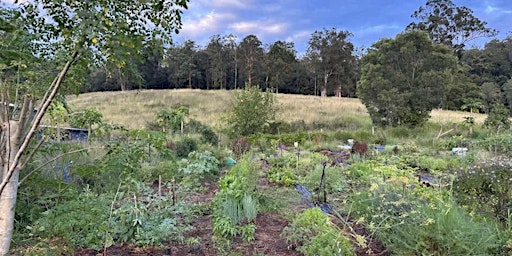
281 208 355 256
225 85 278 138
453 156 512 223
484 103 510 131
349 179 503 255
231 136 250 158
34 190 110 250
175 136 198 158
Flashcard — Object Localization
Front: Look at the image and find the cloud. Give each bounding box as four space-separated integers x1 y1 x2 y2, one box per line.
229 20 289 37
195 0 251 9
179 11 236 38
356 24 401 37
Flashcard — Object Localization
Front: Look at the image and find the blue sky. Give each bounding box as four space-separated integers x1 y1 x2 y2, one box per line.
2 0 511 54
175 0 512 54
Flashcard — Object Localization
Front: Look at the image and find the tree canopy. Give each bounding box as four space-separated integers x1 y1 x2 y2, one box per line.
357 30 458 127
407 0 497 56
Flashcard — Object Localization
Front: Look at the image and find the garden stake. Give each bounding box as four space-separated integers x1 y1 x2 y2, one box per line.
158 175 162 211
318 161 327 203
171 176 176 206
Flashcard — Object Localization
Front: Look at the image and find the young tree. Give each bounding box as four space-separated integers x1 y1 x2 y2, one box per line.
225 86 278 138
357 30 458 127
0 0 188 253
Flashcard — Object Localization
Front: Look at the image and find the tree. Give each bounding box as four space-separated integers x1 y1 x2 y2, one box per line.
167 40 199 88
238 35 264 87
480 82 502 113
224 34 239 89
307 28 357 97
503 79 512 114
205 35 229 89
357 30 458 127
266 41 298 93
0 0 188 253
407 0 497 57
138 38 169 90
225 85 278 138
484 103 510 132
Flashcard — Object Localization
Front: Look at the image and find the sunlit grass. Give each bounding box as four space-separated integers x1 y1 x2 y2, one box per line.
67 89 487 129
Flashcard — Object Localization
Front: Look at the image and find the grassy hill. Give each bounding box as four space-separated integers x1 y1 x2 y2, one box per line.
66 89 487 129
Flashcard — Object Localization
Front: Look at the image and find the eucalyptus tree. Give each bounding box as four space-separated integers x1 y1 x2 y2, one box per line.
167 40 199 88
266 41 298 93
223 34 239 89
205 35 229 89
407 0 497 57
307 28 357 97
0 0 188 253
138 38 169 89
238 35 265 87
358 30 458 127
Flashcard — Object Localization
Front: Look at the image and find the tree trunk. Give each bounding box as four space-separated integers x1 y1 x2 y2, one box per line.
0 121 21 256
0 50 78 254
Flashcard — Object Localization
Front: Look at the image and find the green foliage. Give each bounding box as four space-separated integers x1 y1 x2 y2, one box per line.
34 181 189 250
357 30 458 127
484 103 511 131
477 133 512 155
281 208 355 256
212 157 260 249
175 136 198 158
267 167 297 186
180 118 219 146
179 150 219 185
140 160 180 183
68 108 103 130
225 85 278 138
249 132 308 147
301 164 346 194
407 0 497 51
349 180 502 255
453 157 512 223
34 190 111 250
155 105 189 133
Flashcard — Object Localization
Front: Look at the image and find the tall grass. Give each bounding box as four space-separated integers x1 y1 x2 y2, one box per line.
67 89 487 129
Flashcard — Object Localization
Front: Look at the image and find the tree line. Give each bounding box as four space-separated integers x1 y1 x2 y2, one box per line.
85 30 359 97
84 0 512 120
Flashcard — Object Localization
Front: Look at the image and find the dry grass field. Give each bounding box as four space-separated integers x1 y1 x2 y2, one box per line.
66 89 487 129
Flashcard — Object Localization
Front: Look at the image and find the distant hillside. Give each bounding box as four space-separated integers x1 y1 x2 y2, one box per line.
66 89 487 130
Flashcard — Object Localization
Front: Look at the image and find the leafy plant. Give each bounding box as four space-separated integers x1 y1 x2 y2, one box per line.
281 208 354 256
349 177 503 255
267 167 297 186
212 157 260 250
180 150 219 185
175 136 198 158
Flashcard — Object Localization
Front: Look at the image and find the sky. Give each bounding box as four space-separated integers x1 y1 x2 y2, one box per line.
174 0 512 54
2 0 511 55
